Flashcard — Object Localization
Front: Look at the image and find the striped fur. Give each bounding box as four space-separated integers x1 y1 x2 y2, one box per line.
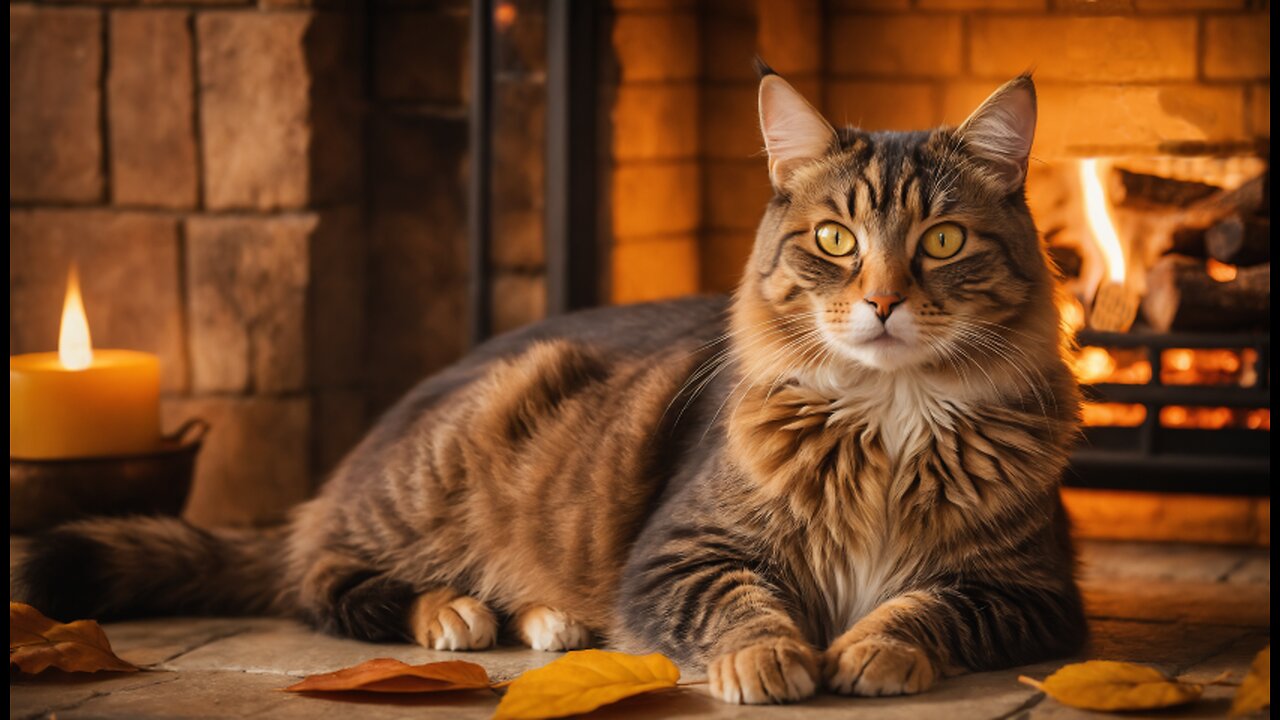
14 73 1083 705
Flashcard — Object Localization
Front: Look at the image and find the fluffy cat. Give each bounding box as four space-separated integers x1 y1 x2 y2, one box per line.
16 69 1085 704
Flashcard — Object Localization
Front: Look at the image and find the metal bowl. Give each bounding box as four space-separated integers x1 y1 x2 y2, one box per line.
9 419 209 534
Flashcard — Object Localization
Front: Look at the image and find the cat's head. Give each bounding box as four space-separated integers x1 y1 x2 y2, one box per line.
734 69 1061 385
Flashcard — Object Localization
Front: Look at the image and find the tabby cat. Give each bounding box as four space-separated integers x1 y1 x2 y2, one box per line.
17 69 1085 704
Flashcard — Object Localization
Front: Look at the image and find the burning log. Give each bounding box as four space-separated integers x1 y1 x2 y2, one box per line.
1159 173 1268 258
1111 169 1221 209
1142 255 1270 332
1206 215 1270 266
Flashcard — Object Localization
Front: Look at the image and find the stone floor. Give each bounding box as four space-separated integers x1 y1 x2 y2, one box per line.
10 540 1270 719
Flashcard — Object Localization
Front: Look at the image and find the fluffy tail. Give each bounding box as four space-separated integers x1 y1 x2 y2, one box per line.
13 516 286 622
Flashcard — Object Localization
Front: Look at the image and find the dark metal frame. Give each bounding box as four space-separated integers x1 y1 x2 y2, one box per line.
1068 329 1271 496
468 0 495 346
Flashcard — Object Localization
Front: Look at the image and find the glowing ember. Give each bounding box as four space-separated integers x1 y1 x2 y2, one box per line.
1206 258 1238 282
1082 402 1146 427
1161 348 1252 386
1079 159 1126 284
1074 347 1115 384
58 265 94 371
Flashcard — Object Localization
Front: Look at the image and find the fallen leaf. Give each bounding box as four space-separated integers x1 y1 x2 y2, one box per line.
284 658 491 694
1231 645 1269 717
10 602 138 675
494 649 680 720
1019 660 1201 712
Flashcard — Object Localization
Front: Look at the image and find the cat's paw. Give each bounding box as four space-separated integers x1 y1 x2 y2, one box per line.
410 592 497 651
515 606 592 651
824 635 936 696
707 637 819 704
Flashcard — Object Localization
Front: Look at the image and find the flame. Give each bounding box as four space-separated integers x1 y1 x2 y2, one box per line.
1074 347 1116 384
58 265 94 370
1079 159 1126 284
1206 258 1238 282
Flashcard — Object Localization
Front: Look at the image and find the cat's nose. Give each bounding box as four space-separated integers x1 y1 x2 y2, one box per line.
864 293 905 322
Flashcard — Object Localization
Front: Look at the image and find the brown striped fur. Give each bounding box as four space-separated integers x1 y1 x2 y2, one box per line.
15 72 1084 705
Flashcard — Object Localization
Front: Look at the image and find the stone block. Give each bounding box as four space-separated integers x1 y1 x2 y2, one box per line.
825 81 939 132
827 15 962 78
492 206 545 270
1204 15 1270 80
705 160 773 232
9 210 187 392
756 0 821 76
491 272 547 335
612 83 700 161
611 235 700 304
373 9 467 102
703 84 761 160
185 216 312 394
493 79 546 209
164 397 310 528
969 17 1197 82
109 10 199 208
610 162 701 238
704 11 756 82
10 6 103 203
612 12 700 83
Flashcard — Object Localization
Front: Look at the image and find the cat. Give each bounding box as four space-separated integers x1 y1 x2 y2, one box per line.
16 68 1085 705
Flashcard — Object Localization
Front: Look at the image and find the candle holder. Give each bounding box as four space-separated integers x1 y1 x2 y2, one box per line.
9 419 209 534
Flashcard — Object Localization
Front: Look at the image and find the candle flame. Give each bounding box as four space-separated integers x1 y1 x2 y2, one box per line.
1079 159 1126 284
59 265 94 370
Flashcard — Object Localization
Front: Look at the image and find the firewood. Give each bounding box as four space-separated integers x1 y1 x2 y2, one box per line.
1206 215 1270 266
1177 174 1266 228
1111 169 1220 209
1141 255 1270 332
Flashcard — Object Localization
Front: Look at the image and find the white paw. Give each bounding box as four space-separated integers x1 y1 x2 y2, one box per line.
516 606 593 652
411 594 497 651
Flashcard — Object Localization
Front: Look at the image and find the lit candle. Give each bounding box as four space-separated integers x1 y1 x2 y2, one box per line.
10 267 161 459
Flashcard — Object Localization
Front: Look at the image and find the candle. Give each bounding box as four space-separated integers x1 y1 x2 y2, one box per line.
10 268 161 460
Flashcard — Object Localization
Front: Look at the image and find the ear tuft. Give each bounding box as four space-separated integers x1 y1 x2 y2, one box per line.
758 74 837 189
753 56 777 79
957 74 1037 191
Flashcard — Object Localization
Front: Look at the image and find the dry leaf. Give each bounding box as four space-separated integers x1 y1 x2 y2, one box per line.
494 649 680 720
284 658 491 694
1231 645 1270 717
1019 660 1202 712
10 602 138 675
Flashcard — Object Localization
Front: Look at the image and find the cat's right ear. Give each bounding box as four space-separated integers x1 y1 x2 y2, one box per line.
759 72 837 189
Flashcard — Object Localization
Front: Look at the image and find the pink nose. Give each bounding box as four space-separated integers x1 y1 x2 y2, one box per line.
865 293 905 321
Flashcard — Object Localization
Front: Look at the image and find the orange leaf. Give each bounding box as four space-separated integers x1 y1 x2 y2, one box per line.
1230 645 1269 717
10 602 138 675
284 658 491 694
494 650 680 720
1020 661 1202 712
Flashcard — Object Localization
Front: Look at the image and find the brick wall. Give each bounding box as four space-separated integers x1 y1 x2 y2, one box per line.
605 0 1270 297
11 1 365 528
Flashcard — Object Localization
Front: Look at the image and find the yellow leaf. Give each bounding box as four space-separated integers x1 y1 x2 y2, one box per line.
284 657 491 694
1019 660 1202 712
10 602 138 675
493 649 680 720
1231 646 1270 717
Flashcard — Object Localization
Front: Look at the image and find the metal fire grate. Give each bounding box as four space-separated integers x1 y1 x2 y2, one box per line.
1067 330 1271 495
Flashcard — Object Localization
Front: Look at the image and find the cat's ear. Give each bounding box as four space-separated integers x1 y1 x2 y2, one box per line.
758 71 837 188
957 74 1037 191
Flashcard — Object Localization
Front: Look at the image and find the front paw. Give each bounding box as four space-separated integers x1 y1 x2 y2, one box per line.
708 637 819 704
824 635 936 696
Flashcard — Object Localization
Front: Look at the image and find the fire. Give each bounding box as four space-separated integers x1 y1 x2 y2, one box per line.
58 266 94 371
1206 258 1238 282
1079 159 1125 284
1074 347 1115 384
1082 402 1146 427
1162 348 1251 386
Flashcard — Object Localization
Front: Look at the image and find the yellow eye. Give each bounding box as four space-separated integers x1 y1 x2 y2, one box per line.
920 222 966 259
815 222 857 257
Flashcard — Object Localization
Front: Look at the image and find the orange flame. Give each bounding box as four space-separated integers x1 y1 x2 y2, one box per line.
58 265 94 370
1206 258 1238 282
1079 159 1126 284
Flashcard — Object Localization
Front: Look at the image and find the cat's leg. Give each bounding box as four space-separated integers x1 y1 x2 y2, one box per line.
513 606 593 651
824 581 1085 697
621 542 820 704
409 588 499 651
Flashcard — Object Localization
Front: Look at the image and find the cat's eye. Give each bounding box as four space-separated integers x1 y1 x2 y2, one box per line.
815 222 857 257
920 222 966 260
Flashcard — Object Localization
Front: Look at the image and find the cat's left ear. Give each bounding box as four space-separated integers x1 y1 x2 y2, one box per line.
957 74 1037 191
759 71 837 189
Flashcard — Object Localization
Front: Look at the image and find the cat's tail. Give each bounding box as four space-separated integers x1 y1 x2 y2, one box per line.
13 516 287 621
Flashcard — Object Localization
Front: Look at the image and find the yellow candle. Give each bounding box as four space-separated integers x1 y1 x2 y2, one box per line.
9 267 162 460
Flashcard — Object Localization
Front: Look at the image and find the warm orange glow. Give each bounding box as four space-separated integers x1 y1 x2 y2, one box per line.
58 266 94 371
1246 409 1271 431
1079 159 1126 284
1082 402 1146 427
1059 295 1086 333
1162 349 1251 386
1074 347 1116 384
1206 258 1238 282
494 2 517 30
1072 347 1151 385
1160 406 1234 430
